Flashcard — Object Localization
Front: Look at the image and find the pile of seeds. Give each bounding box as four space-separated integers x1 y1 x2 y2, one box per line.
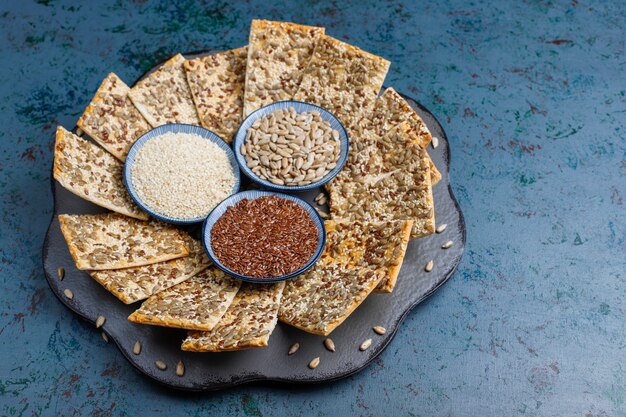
241 108 341 186
131 132 236 220
211 196 318 278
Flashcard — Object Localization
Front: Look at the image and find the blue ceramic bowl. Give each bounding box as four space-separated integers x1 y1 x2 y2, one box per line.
233 101 349 192
124 124 241 224
202 190 326 283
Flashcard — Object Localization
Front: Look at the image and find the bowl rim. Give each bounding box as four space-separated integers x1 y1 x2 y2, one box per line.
201 189 327 283
123 123 241 225
233 100 350 192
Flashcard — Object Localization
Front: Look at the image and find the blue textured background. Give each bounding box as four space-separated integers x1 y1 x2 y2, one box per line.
1 1 625 416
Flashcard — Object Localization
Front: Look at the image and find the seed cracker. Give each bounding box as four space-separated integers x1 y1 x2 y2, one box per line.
324 220 413 293
184 47 247 143
294 35 390 131
53 126 148 220
181 282 286 352
243 20 324 116
128 267 240 331
129 53 200 127
328 123 435 238
76 73 151 161
58 213 189 270
89 235 210 304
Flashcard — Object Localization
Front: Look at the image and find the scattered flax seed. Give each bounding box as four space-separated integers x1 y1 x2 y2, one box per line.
63 289 74 300
373 326 386 335
101 332 109 343
360 339 372 351
155 360 167 371
211 196 318 278
324 338 336 352
431 136 439 149
424 260 434 272
133 341 142 355
442 240 454 249
57 267 65 280
131 132 236 220
176 361 185 377
288 343 300 355
308 357 320 369
95 315 106 328
436 223 447 233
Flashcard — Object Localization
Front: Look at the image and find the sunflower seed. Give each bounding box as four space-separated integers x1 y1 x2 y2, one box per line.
431 136 439 149
133 341 141 355
308 357 320 369
360 338 372 351
324 338 336 352
436 223 447 233
95 315 106 328
315 208 329 219
288 342 300 355
442 240 453 249
57 267 65 280
155 360 167 371
176 360 185 377
424 260 434 272
75 127 84 136
314 192 324 202
373 326 386 335
101 332 109 343
63 289 73 300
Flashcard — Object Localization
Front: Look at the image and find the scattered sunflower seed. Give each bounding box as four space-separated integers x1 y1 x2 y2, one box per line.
95 315 106 328
63 289 74 300
133 341 142 355
324 338 336 352
101 332 109 343
424 260 434 272
442 240 454 249
373 326 386 335
360 338 372 351
315 208 329 219
57 267 65 280
317 196 327 206
176 360 185 377
436 223 448 233
431 136 439 149
75 127 84 136
314 192 324 203
155 360 167 371
308 357 320 369
288 343 300 355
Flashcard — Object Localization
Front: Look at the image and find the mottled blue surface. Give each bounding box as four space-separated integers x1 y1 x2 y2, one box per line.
1 1 625 416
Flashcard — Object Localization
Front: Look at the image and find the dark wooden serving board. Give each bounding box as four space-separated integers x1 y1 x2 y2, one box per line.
42 53 465 391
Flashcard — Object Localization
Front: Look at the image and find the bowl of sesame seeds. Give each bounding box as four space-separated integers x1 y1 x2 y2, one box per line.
202 190 326 282
233 101 349 192
124 124 241 224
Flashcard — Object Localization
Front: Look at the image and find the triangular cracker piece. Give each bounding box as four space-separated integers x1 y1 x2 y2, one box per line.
128 267 241 331
53 126 148 220
324 220 413 293
294 35 390 131
279 262 384 336
243 20 324 116
182 282 285 352
76 73 151 161
88 235 210 304
184 47 247 143
129 54 200 127
328 123 435 238
58 213 189 270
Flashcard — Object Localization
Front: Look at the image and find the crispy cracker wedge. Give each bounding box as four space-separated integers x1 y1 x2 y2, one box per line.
89 235 210 304
294 35 390 130
324 220 413 293
76 73 151 161
128 267 240 331
328 123 436 238
184 47 247 143
129 53 199 127
58 213 189 270
181 282 285 352
53 126 148 220
243 20 324 116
